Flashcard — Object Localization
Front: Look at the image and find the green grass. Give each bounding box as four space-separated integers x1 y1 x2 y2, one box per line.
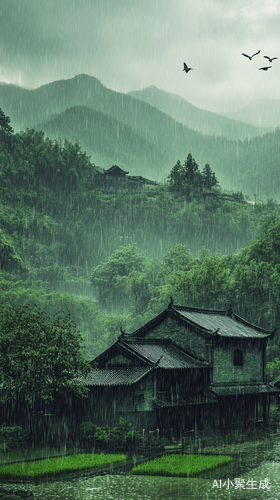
0 453 126 480
131 454 233 477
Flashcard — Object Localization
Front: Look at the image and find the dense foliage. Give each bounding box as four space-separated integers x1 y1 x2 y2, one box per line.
0 423 26 452
168 154 218 198
79 418 164 452
1 107 280 379
0 303 92 436
80 418 142 450
2 74 280 199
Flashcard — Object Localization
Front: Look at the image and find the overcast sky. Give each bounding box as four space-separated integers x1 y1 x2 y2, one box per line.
1 0 280 113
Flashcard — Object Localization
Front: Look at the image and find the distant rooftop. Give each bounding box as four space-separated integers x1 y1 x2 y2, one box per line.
104 165 129 175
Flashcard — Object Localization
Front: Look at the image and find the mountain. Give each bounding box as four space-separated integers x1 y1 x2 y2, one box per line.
1 74 280 199
0 75 110 131
225 98 280 128
128 86 271 140
35 105 166 177
34 100 232 184
0 74 236 183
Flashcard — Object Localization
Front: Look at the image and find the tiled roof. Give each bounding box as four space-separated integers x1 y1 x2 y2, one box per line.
104 165 129 174
176 308 271 338
154 389 217 407
124 304 273 340
83 367 152 386
123 341 207 369
211 385 279 396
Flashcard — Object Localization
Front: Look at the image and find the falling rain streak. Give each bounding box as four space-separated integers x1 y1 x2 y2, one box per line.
1 2 280 500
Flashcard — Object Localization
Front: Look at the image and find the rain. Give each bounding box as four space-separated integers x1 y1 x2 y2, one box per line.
1 1 280 499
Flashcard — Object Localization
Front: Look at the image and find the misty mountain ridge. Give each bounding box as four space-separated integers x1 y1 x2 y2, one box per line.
35 105 166 178
128 86 272 140
1 73 273 138
0 73 239 184
224 98 280 128
0 74 108 131
1 73 280 199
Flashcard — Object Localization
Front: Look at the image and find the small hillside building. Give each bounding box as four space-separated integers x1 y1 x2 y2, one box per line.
101 164 158 192
84 302 278 438
103 165 129 192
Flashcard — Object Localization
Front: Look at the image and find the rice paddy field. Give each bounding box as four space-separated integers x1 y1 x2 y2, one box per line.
0 453 126 480
131 454 233 477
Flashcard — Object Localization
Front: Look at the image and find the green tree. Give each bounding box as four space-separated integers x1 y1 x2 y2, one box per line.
0 108 13 138
202 163 218 190
0 304 91 439
160 252 230 309
0 230 22 271
167 160 184 190
183 153 203 198
163 243 193 273
266 357 280 382
90 244 147 309
128 258 165 316
244 214 280 266
167 155 219 198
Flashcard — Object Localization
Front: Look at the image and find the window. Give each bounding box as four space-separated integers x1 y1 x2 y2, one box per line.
233 349 243 366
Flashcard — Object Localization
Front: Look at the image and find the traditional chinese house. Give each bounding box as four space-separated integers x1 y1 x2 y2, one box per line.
101 164 158 192
83 302 278 438
103 165 129 191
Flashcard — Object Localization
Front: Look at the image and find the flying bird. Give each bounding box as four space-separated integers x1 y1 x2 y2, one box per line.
242 50 261 60
183 62 193 73
259 66 272 71
264 56 278 62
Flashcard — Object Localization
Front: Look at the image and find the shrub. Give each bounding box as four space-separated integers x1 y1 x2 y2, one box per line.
79 422 97 444
142 435 165 452
269 405 280 429
79 418 143 450
0 423 26 451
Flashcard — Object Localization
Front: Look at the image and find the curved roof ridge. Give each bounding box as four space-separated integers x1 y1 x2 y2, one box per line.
123 340 208 369
118 303 274 340
173 304 227 315
232 312 272 335
123 308 170 337
124 338 173 344
104 165 129 174
124 305 219 338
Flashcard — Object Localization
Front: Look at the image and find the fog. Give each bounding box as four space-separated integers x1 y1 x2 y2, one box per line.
1 0 280 112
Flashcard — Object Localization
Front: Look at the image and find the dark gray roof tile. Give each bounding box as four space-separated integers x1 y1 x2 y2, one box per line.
124 305 273 340
176 309 270 338
84 367 152 386
123 342 207 369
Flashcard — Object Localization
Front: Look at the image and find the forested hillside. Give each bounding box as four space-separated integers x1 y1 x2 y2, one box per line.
1 108 280 378
35 105 166 175
1 74 280 199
